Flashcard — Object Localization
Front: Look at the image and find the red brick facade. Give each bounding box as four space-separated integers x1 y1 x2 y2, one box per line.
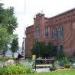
25 9 75 58
25 25 35 58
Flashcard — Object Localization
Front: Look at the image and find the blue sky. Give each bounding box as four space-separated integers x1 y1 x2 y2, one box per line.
1 0 75 47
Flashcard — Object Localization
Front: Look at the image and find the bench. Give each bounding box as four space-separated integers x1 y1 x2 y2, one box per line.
33 58 55 71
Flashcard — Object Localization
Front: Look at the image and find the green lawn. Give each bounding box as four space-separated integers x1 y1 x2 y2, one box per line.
27 69 75 75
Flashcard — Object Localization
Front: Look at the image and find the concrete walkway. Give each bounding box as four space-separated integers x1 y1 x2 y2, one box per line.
33 68 50 72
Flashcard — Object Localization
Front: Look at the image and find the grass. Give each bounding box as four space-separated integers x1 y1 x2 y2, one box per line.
26 69 75 75
0 58 75 75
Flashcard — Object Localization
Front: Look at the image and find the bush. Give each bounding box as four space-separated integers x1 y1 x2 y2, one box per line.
0 64 34 75
64 64 70 68
59 57 71 68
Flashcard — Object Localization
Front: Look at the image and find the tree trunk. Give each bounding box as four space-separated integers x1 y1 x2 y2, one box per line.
12 52 14 58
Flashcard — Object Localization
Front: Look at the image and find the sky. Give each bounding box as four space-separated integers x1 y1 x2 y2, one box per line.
0 0 75 47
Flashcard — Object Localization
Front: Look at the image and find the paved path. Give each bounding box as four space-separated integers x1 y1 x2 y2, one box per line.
33 68 50 72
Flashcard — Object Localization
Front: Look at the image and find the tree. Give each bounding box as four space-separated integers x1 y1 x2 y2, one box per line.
32 42 40 57
0 3 17 34
11 37 18 57
57 45 65 60
32 42 56 58
47 43 57 57
0 28 10 51
0 3 18 54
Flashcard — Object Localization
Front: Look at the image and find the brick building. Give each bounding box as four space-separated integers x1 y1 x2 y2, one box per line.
25 8 75 58
25 25 35 58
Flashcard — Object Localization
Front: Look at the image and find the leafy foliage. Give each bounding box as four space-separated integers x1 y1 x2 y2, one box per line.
0 3 18 52
0 64 34 75
32 42 57 58
11 37 18 53
57 46 65 60
46 43 57 57
0 3 17 34
0 28 10 50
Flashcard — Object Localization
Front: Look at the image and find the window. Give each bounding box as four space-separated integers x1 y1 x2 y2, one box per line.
51 29 55 39
35 26 40 39
51 26 64 40
45 27 49 37
51 28 58 40
54 28 58 39
36 26 40 31
57 45 64 53
57 26 64 40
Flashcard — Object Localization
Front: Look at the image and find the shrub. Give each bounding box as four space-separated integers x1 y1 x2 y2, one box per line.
64 64 70 68
0 64 34 75
62 57 71 68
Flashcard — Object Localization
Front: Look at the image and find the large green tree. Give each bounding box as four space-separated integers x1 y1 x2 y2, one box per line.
0 3 18 54
0 3 17 34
